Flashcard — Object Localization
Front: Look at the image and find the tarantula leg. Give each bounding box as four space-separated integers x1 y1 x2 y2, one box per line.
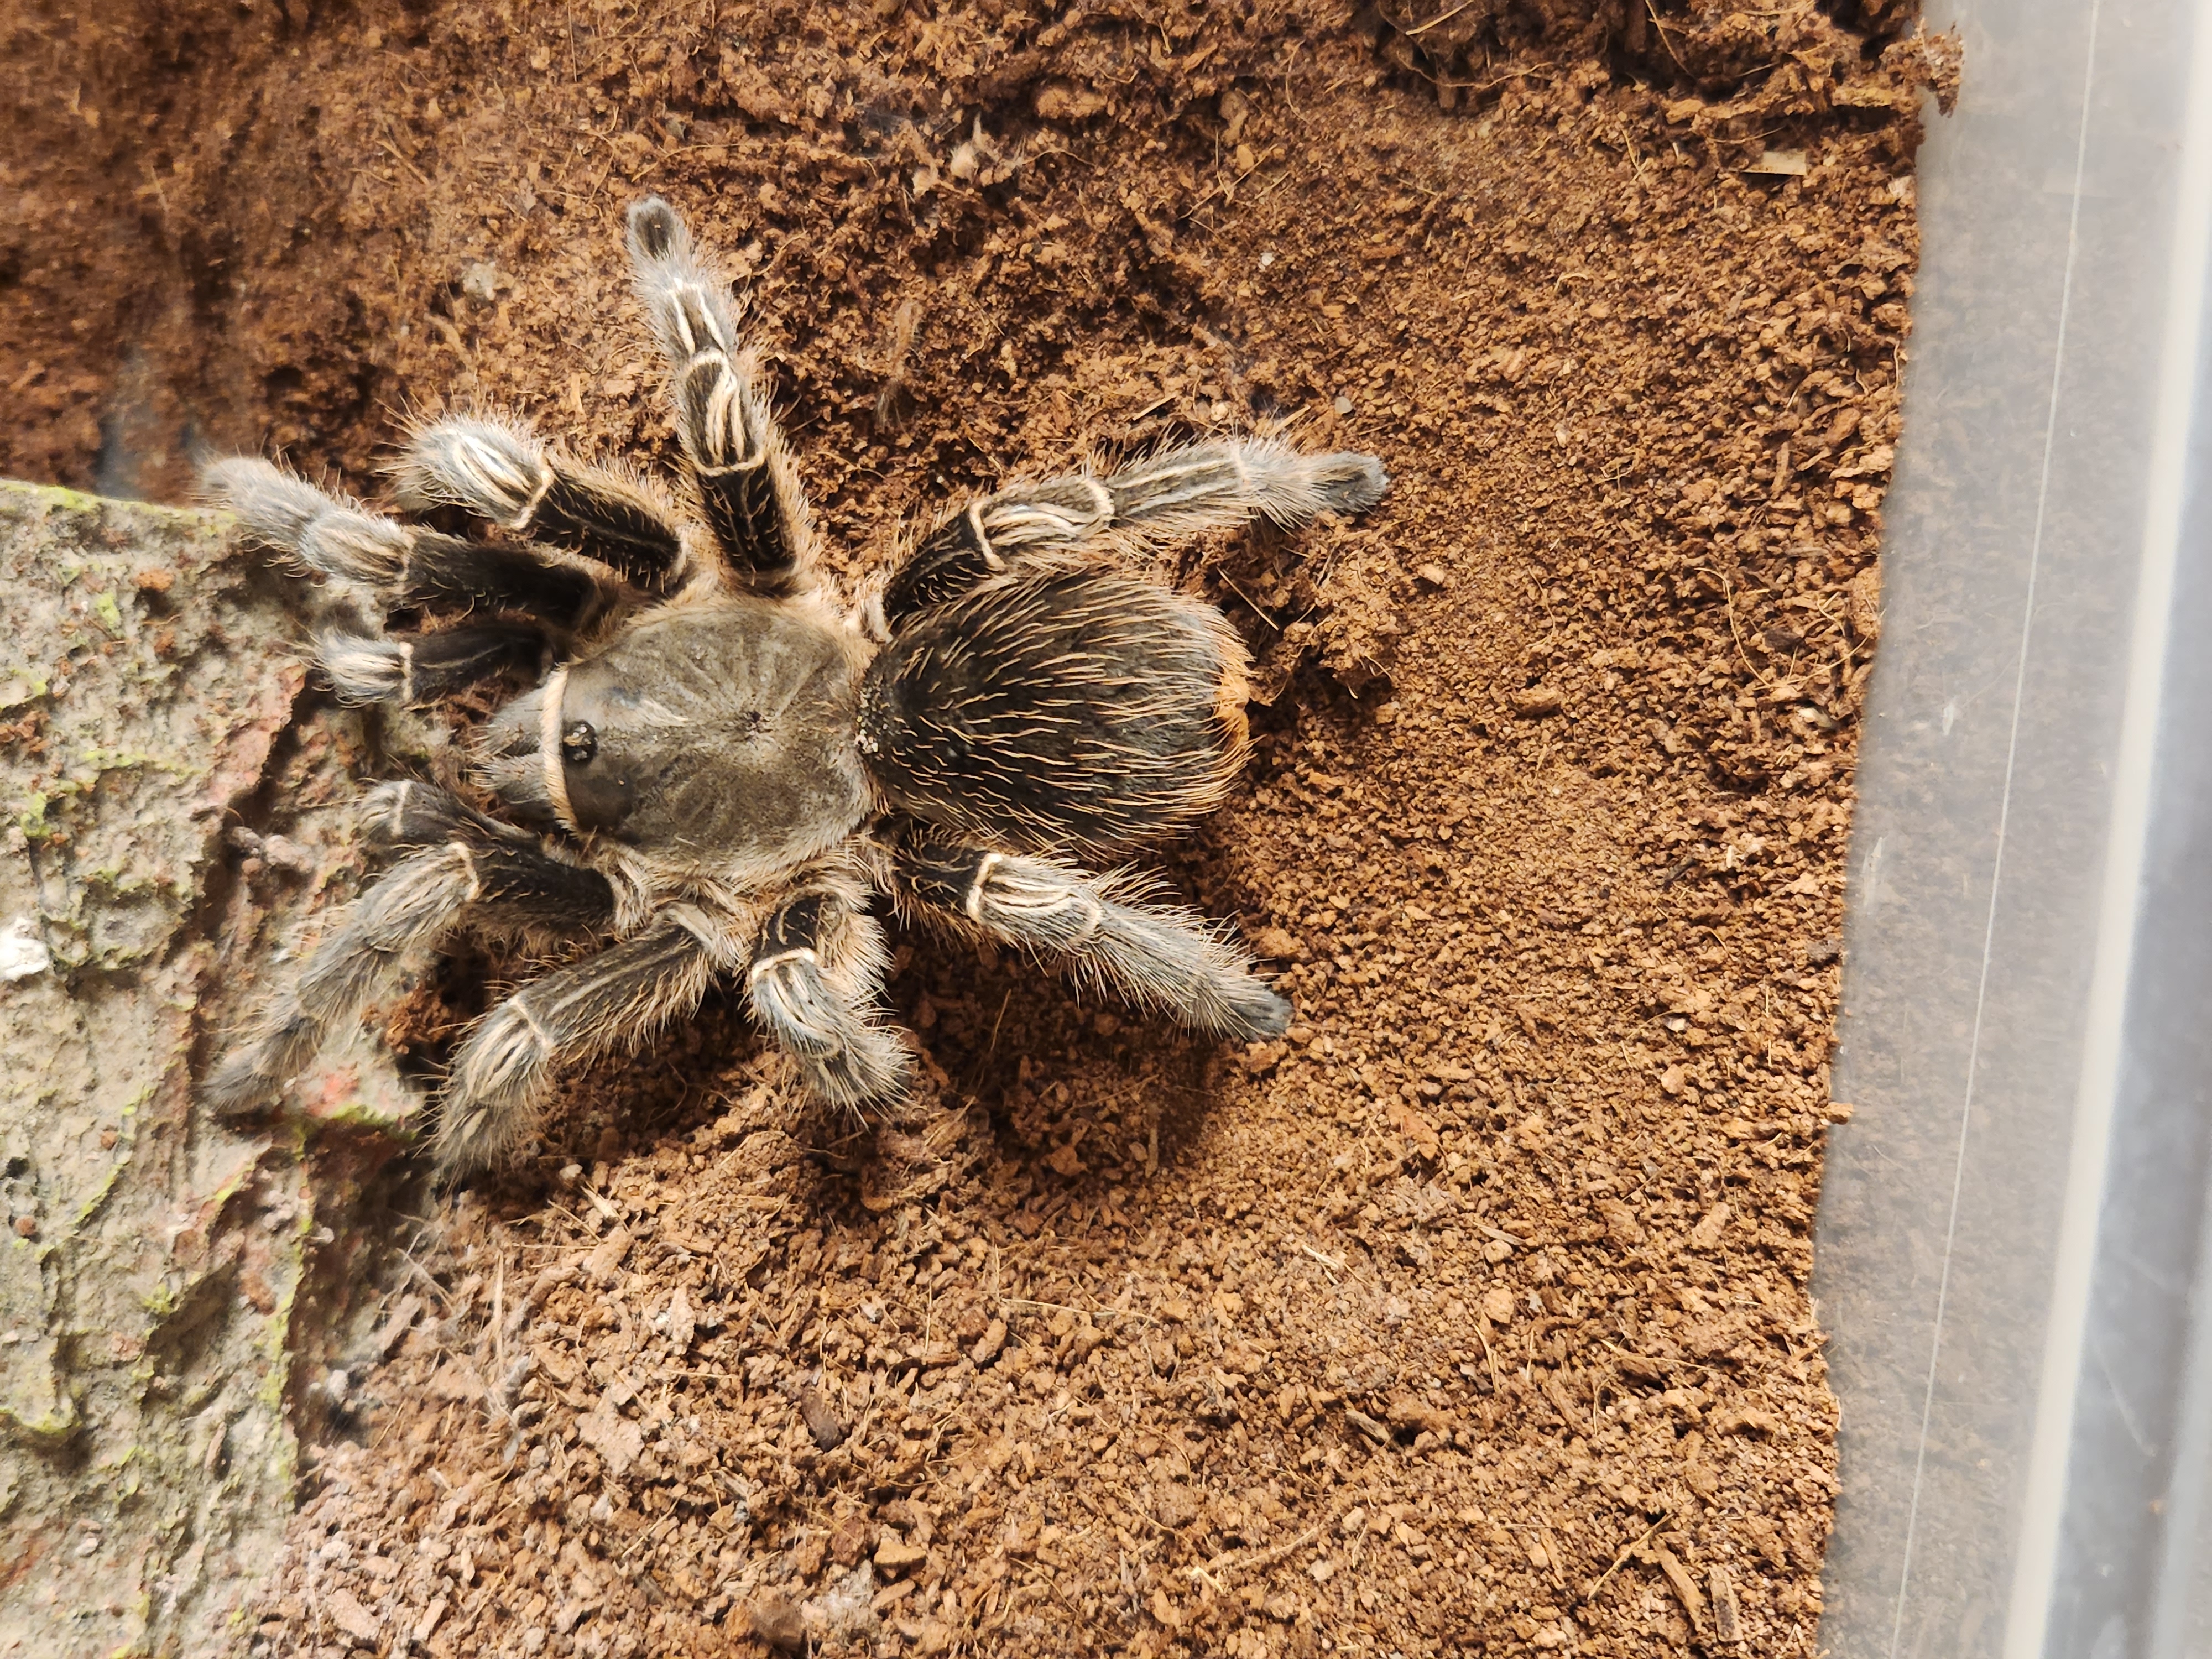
895 829 1290 1042
625 197 815 594
396 416 686 591
878 439 1390 630
353 784 607 940
205 456 612 628
314 620 546 706
437 919 717 1176
746 885 910 1110
1103 440 1388 535
358 779 533 851
206 834 616 1117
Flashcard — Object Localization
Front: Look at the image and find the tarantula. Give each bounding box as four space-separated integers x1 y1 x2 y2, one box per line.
205 196 1388 1176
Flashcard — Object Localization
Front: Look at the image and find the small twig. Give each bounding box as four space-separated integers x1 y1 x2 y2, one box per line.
378 131 432 189
1406 0 1483 33
491 1255 507 1383
1296 1242 1346 1277
620 1513 678 1563
1645 0 1689 72
1213 568 1279 632
1192 1519 1332 1594
1697 565 1783 691
1584 1512 1672 1605
578 1183 622 1222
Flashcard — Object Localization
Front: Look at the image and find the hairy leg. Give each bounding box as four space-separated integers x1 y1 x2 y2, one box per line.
625 196 815 593
358 778 530 851
206 455 613 627
207 824 616 1114
314 620 546 707
746 881 909 1109
878 438 1389 630
356 782 611 939
394 416 687 591
894 828 1289 1041
437 919 717 1176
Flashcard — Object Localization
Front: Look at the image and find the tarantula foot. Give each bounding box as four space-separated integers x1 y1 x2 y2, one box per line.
1219 980 1295 1043
435 1007 552 1177
201 1051 284 1118
748 956 914 1112
792 1026 914 1117
203 1001 321 1116
430 1098 517 1185
626 195 685 262
1302 451 1390 515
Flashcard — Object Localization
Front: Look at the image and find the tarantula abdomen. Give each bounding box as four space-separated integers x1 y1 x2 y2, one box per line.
858 567 1250 858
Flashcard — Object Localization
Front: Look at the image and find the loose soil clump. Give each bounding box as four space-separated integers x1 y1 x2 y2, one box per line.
3 2 1933 1654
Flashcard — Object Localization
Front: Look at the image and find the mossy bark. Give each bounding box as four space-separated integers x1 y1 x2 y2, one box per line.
0 483 413 1657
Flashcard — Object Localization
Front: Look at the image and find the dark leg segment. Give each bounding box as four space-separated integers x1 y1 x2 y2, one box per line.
879 504 1014 628
400 531 604 627
315 620 545 706
355 782 615 933
395 417 686 591
205 456 613 627
896 828 1290 1041
625 197 814 593
437 920 716 1175
358 780 523 851
746 884 909 1109
206 828 616 1117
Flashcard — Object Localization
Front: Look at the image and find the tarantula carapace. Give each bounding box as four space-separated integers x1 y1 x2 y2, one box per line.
206 197 1388 1176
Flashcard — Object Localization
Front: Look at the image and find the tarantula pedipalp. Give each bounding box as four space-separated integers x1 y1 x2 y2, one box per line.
205 196 1389 1176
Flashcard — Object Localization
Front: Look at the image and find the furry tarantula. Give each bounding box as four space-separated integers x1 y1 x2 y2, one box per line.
206 197 1387 1176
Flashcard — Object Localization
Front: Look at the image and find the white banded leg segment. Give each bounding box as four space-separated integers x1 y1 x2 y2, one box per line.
745 888 909 1109
204 455 612 627
395 415 684 590
625 196 813 591
879 489 1076 629
437 922 715 1176
877 441 1389 630
205 456 408 588
897 833 1291 1042
314 621 544 707
206 832 620 1122
358 779 555 856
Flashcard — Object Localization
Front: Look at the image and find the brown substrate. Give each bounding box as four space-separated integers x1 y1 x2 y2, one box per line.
1 2 1931 1655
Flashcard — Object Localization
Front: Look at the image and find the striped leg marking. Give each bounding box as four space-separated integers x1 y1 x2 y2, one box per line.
395 416 686 591
206 834 614 1117
626 197 815 592
897 830 1290 1041
437 921 713 1176
204 455 612 625
746 886 909 1109
878 440 1389 630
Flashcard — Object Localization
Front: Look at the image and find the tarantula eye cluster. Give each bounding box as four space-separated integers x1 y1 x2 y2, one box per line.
204 196 1389 1177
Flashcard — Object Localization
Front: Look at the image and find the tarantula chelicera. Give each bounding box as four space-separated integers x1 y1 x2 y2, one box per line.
206 197 1388 1175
